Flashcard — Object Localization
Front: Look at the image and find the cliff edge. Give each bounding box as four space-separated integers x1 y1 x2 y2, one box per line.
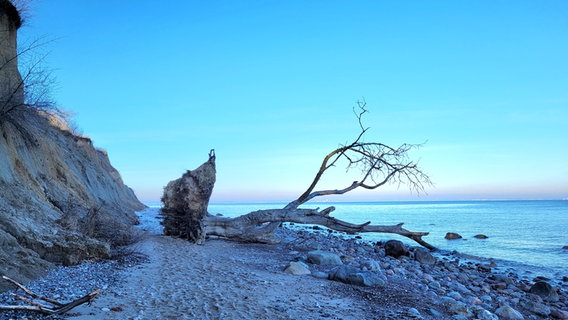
0 1 145 292
0 109 146 291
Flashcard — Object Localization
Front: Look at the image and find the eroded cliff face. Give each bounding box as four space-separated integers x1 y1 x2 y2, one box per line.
0 109 145 291
0 1 145 291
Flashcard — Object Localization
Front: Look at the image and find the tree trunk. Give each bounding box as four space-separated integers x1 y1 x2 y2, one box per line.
204 207 435 250
161 150 216 244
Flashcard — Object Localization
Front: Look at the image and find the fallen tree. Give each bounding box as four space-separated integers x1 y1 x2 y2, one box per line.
162 101 435 249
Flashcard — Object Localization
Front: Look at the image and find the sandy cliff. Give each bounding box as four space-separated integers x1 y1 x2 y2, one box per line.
0 1 145 291
0 109 145 291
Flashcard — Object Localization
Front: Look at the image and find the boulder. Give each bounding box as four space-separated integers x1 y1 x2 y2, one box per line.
563 245 568 250
307 250 343 265
284 261 311 275
359 259 381 271
523 300 551 317
474 308 498 320
329 266 385 287
551 308 568 319
474 234 489 239
384 240 408 258
529 281 559 302
414 247 436 264
494 305 524 320
445 232 463 240
161 150 216 244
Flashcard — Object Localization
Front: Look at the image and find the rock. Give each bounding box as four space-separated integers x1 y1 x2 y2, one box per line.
414 247 436 264
446 300 470 317
551 308 568 319
407 308 421 317
428 281 441 289
428 308 442 318
307 250 343 265
304 239 322 250
284 261 311 275
529 281 559 302
474 234 489 239
62 254 80 266
384 240 408 258
490 274 514 285
495 305 524 320
474 308 498 320
445 232 463 240
524 300 551 317
359 259 381 271
329 266 385 287
447 291 463 301
161 151 216 244
311 271 329 279
563 245 568 250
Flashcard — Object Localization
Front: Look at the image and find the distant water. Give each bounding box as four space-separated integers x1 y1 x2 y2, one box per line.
205 200 568 280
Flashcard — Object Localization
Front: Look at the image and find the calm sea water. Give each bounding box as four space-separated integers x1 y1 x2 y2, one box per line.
205 200 568 279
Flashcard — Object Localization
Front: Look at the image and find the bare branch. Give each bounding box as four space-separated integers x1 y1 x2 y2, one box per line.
287 103 431 209
0 276 100 315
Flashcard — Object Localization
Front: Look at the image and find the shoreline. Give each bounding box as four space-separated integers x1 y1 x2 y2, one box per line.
1 209 567 319
207 200 568 279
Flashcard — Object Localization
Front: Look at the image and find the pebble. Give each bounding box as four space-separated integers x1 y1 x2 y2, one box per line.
278 226 567 319
0 252 144 320
3 222 567 319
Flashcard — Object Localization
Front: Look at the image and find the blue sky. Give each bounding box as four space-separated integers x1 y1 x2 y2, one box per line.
19 0 568 203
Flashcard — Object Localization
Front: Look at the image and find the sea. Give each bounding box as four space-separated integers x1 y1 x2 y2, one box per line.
144 200 568 281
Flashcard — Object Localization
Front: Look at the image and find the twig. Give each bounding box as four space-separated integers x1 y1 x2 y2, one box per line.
0 276 100 315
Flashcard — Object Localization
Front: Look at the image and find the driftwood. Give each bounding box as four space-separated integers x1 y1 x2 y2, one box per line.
0 276 100 315
163 102 436 250
205 207 435 250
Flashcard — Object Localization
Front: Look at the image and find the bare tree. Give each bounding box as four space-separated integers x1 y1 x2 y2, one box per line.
1 0 58 123
162 101 436 250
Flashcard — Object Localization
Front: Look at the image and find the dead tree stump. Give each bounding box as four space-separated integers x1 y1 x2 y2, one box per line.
161 150 216 244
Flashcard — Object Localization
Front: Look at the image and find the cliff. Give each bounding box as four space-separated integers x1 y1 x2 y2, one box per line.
0 1 145 292
0 109 146 291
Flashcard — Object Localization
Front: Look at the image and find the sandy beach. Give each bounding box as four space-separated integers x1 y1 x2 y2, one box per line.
3 215 567 320
65 233 393 320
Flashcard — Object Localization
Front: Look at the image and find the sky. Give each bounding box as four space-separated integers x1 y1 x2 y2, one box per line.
17 0 568 204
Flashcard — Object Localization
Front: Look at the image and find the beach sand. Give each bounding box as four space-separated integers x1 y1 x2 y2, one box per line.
66 233 388 319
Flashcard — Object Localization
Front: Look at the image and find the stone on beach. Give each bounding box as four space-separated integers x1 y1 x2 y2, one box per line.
328 265 385 287
495 305 524 320
523 299 551 317
307 250 343 265
284 261 311 275
445 232 463 240
529 281 559 302
551 308 568 319
384 239 408 258
414 247 436 264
